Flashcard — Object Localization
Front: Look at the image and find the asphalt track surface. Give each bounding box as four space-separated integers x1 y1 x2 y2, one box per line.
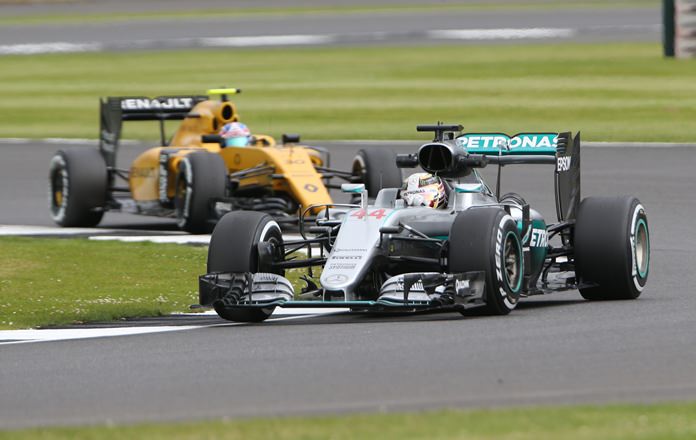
0 3 659 53
1 140 695 429
0 0 681 431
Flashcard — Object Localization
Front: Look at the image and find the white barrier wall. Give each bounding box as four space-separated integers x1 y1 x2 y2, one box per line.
676 0 696 57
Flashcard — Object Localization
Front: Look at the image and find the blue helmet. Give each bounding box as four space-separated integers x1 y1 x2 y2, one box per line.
220 122 251 147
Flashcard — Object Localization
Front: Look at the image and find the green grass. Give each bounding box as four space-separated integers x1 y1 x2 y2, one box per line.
0 237 207 329
1 42 694 142
0 1 656 26
0 237 315 329
2 402 696 439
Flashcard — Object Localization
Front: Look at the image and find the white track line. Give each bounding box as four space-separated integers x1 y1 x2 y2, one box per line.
0 308 349 345
0 35 336 55
199 35 334 47
0 225 120 236
0 326 201 345
88 233 305 245
0 35 333 56
89 234 211 245
0 27 575 56
428 28 575 40
0 42 102 55
175 307 349 316
0 225 308 247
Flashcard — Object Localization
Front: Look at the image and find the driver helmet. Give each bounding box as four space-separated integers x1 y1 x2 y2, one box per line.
401 173 447 209
220 122 251 147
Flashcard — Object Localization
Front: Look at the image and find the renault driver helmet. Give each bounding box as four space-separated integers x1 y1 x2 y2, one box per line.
220 122 251 147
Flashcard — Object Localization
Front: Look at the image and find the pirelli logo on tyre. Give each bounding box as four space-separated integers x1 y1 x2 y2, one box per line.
495 214 519 310
495 226 504 287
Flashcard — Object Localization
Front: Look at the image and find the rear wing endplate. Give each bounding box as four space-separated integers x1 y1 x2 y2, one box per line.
554 132 581 223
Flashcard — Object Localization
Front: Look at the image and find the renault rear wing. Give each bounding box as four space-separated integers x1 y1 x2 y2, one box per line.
99 95 208 168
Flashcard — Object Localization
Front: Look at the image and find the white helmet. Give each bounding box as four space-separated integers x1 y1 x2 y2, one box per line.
401 173 447 209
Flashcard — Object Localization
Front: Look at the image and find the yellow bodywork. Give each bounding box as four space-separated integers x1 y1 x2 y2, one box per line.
128 98 331 213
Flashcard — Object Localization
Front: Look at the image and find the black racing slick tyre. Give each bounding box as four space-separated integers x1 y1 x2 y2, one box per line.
175 152 227 234
352 148 403 195
207 211 284 322
448 208 523 315
48 149 107 227
574 196 650 300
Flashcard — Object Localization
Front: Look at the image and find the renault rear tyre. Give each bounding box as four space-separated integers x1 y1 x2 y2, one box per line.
49 149 107 227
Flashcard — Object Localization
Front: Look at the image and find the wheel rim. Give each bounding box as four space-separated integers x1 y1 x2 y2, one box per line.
504 231 522 293
268 236 284 263
175 176 188 220
51 168 65 211
351 155 366 182
259 222 284 275
635 218 649 278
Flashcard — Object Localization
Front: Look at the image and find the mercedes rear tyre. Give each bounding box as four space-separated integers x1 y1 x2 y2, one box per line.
48 149 107 227
174 152 227 234
574 196 649 300
208 211 285 322
448 208 523 315
351 147 403 196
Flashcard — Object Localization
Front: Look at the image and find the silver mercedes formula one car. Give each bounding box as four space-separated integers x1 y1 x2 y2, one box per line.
198 124 650 322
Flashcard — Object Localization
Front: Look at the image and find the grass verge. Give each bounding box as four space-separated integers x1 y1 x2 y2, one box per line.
0 237 316 329
2 402 696 439
0 237 207 329
1 43 695 142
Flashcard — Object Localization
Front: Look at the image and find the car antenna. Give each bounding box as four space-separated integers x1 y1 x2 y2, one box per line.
415 122 463 142
206 87 242 102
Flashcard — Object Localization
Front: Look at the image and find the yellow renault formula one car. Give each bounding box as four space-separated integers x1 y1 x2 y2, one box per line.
48 89 402 232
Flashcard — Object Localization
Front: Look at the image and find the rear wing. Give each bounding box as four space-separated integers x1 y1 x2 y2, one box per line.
99 95 207 168
457 132 558 156
456 132 581 223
